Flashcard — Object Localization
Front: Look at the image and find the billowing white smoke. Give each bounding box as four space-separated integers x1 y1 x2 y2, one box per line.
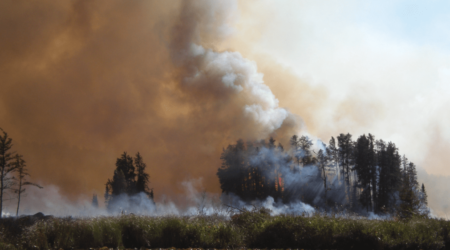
186 44 290 133
246 146 347 209
2 179 315 217
170 0 300 138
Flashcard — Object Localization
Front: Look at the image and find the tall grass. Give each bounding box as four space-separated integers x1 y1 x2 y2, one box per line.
1 210 450 249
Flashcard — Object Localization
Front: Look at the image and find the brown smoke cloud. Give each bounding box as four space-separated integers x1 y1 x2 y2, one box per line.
0 0 306 210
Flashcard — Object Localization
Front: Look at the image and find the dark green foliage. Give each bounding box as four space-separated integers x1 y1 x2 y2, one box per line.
377 141 402 213
398 171 419 220
421 183 428 206
105 152 153 210
115 152 135 194
337 133 355 207
290 135 315 169
135 152 153 199
354 134 377 212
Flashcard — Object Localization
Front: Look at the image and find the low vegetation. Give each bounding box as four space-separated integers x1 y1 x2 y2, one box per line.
0 209 449 250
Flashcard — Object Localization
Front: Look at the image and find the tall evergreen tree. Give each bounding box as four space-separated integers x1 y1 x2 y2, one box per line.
354 135 373 211
420 183 428 206
398 170 420 220
337 133 354 206
328 137 339 178
298 135 315 166
406 162 418 190
115 152 136 194
317 145 332 206
135 152 153 199
0 129 17 218
12 154 42 216
290 135 300 171
217 140 246 198
377 141 401 213
368 134 377 211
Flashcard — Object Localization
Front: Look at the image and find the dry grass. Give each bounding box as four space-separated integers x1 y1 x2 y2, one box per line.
0 209 448 249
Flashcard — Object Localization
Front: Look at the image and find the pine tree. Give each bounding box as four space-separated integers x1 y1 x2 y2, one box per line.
290 135 300 171
406 162 418 190
0 129 17 218
368 134 377 211
328 137 339 179
354 135 373 211
317 145 332 206
12 154 43 216
115 152 136 195
420 183 428 206
135 152 153 199
298 135 315 166
217 140 247 198
377 141 401 213
398 170 420 220
418 183 429 216
337 133 354 206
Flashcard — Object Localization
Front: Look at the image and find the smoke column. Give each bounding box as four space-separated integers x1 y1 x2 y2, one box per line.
0 0 304 214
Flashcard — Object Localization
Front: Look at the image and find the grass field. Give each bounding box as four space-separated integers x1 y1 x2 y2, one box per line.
0 208 448 250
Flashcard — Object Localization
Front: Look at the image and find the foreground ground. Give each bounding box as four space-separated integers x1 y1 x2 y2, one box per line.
0 209 448 250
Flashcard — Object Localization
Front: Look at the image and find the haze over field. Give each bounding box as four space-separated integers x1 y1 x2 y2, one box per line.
1 0 450 217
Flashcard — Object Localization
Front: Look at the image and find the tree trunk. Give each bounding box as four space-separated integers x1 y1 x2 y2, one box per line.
16 180 22 217
0 165 4 218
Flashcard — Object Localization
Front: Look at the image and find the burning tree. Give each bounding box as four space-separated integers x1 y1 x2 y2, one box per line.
217 133 427 216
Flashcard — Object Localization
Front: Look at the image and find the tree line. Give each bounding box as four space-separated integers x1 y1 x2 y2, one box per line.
217 133 428 218
0 128 42 218
104 152 154 212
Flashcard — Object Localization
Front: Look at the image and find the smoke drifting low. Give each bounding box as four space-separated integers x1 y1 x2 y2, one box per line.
0 0 304 212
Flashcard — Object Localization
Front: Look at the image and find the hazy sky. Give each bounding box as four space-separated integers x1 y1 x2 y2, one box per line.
1 0 450 216
236 0 450 216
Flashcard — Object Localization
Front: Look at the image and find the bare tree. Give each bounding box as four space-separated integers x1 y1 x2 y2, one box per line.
12 154 43 216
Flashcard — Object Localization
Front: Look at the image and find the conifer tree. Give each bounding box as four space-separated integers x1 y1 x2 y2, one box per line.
135 152 153 199
420 183 428 206
290 135 300 171
115 152 136 194
354 134 373 211
217 140 247 198
377 141 401 212
298 135 315 166
12 154 42 216
317 145 332 206
398 170 420 219
0 129 17 218
337 133 354 206
328 137 339 178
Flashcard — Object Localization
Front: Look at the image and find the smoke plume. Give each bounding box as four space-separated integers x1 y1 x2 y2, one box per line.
0 0 303 214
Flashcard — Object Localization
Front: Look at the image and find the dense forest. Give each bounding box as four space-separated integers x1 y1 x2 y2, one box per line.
217 133 429 218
